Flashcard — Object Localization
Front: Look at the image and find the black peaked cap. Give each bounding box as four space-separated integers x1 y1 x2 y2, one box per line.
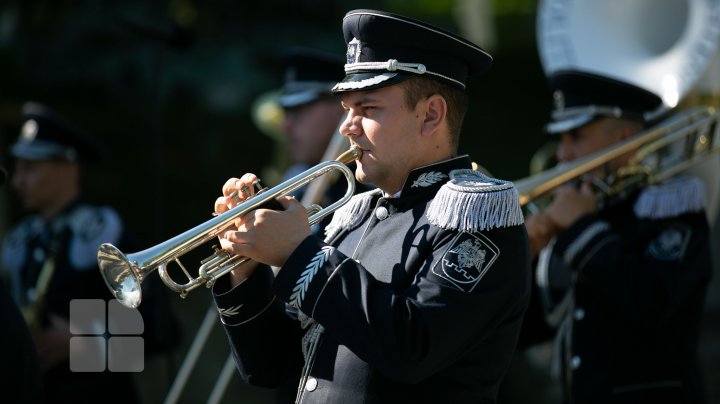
546 70 664 134
11 102 105 163
278 47 345 108
333 9 492 93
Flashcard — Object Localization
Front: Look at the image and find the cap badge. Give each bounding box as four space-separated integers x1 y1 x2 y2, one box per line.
20 119 38 142
346 38 361 65
553 90 565 112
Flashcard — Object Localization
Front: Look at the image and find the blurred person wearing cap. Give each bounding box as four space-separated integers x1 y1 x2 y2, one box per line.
277 47 347 178
263 48 375 403
521 71 712 403
210 9 530 403
275 47 372 236
0 164 44 404
0 102 177 403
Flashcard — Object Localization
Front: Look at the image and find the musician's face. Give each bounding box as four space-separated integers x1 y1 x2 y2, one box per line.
12 158 78 216
556 118 627 163
282 97 345 166
339 84 427 194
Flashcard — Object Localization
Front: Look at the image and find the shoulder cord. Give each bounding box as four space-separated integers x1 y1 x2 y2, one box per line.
295 323 325 403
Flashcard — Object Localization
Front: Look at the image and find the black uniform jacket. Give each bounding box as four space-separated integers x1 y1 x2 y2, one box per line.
533 176 712 404
213 156 532 403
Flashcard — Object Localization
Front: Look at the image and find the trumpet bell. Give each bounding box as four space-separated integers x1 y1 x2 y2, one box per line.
98 243 143 308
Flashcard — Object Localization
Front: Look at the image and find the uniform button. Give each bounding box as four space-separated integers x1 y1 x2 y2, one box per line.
305 377 318 392
571 356 581 370
375 206 389 220
574 308 585 320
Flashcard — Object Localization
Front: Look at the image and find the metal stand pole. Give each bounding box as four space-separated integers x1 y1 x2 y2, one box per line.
207 355 236 404
164 305 218 404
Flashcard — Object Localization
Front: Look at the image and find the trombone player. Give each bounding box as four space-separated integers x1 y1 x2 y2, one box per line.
523 70 713 403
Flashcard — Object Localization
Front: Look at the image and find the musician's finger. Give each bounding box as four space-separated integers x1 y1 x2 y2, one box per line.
214 196 230 215
222 174 257 197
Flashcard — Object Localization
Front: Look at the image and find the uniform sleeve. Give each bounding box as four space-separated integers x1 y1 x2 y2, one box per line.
212 265 304 388
272 226 531 383
551 211 711 327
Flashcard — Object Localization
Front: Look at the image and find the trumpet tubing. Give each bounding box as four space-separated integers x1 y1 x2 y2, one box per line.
98 147 361 308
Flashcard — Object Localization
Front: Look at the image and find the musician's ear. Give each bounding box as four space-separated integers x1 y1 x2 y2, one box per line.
419 94 446 138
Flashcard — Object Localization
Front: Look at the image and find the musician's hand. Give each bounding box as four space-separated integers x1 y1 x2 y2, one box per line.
545 182 597 230
220 196 311 267
525 213 558 258
215 174 260 286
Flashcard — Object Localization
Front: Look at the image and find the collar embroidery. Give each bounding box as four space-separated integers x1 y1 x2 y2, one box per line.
411 171 447 188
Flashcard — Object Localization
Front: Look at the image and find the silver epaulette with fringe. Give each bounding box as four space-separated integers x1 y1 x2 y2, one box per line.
324 189 383 241
427 169 524 232
634 175 706 219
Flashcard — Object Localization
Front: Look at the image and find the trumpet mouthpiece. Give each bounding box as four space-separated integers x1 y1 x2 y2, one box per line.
337 146 362 164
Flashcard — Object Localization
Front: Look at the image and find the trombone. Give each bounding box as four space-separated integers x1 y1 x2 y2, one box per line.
515 106 720 210
98 147 361 309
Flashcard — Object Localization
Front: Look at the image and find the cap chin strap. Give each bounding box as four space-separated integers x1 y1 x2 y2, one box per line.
551 103 670 128
345 59 427 74
344 59 465 89
552 105 623 121
548 105 656 134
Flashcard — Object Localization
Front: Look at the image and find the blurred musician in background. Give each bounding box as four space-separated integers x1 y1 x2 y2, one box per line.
275 47 347 183
0 163 43 403
521 71 714 404
0 102 178 403
259 47 372 236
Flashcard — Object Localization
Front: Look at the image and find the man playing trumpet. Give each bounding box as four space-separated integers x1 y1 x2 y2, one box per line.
210 9 531 403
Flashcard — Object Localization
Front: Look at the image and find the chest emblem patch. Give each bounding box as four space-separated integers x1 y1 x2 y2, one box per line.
433 232 499 292
647 225 691 262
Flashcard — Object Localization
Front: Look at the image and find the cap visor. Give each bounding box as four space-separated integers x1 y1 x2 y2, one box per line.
332 72 411 93
545 114 596 134
10 143 75 161
278 90 323 108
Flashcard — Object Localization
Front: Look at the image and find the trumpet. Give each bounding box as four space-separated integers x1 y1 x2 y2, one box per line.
98 147 362 309
515 106 720 209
